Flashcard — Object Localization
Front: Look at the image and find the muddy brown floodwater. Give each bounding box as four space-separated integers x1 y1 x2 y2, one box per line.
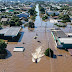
0 4 72 72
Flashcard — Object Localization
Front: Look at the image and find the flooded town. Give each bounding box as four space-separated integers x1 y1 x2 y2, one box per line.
0 0 72 72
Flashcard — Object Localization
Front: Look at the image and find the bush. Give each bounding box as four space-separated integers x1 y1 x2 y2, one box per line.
0 39 7 59
44 48 54 58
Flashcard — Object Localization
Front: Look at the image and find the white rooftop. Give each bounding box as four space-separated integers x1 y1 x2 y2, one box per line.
59 38 72 44
0 27 21 37
66 33 72 36
13 47 25 52
4 27 21 36
0 28 9 34
1 18 9 22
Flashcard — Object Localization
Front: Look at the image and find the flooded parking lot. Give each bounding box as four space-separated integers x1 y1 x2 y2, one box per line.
0 4 72 72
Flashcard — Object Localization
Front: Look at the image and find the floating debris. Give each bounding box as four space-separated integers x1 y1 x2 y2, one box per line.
34 36 38 39
23 42 25 44
37 41 41 43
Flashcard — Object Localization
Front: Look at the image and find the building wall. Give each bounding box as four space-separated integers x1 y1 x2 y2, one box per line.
62 44 72 48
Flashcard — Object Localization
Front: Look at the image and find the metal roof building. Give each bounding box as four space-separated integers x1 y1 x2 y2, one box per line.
0 27 21 37
51 28 72 48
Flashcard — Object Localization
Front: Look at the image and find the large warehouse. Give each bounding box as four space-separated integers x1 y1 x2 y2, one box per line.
51 28 72 49
0 27 21 41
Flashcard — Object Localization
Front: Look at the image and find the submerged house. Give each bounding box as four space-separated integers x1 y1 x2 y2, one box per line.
46 11 59 16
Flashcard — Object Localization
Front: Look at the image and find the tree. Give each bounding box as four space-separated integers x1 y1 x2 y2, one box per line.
28 22 35 28
59 14 71 23
28 7 37 16
9 16 22 26
39 5 45 14
31 16 36 21
14 11 19 14
51 13 56 17
44 48 54 58
24 18 28 22
0 9 5 12
0 22 2 28
15 20 22 26
42 15 48 20
60 6 69 10
2 21 9 26
9 20 15 27
0 39 7 59
62 14 70 21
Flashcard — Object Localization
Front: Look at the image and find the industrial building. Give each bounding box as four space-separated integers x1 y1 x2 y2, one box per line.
51 28 72 49
0 27 21 42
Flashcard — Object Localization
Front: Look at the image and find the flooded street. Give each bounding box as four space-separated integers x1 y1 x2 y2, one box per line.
0 4 72 72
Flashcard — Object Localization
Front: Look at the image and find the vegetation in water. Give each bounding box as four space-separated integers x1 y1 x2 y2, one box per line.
44 48 54 58
0 39 7 59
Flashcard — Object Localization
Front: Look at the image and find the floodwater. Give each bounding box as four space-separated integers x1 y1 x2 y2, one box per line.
0 4 72 72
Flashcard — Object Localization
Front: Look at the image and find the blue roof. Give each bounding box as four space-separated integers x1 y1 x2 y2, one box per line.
17 13 28 18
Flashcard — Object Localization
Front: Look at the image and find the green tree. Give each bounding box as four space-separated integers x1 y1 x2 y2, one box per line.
24 18 28 22
51 13 56 17
9 20 15 27
9 15 22 26
0 9 5 12
28 22 35 28
28 7 37 16
0 39 7 59
14 11 19 14
39 5 45 14
42 15 48 20
0 22 2 28
59 14 71 23
15 20 22 26
44 48 54 58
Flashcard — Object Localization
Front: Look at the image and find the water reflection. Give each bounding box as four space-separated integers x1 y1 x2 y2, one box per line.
18 32 24 42
34 4 54 28
35 4 72 33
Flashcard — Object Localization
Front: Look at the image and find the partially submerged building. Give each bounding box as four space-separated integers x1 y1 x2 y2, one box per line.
51 28 72 48
46 11 59 16
0 27 21 42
